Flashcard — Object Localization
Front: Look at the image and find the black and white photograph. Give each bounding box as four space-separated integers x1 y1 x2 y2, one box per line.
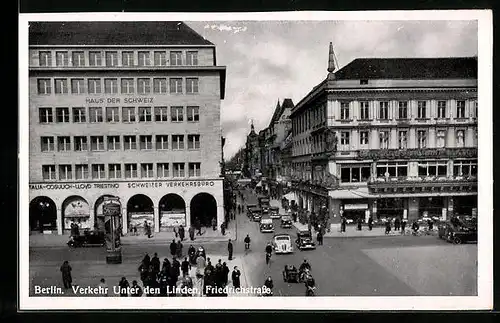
18 11 492 310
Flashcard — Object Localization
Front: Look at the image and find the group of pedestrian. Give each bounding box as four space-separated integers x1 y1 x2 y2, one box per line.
170 239 184 258
202 258 232 296
70 222 80 237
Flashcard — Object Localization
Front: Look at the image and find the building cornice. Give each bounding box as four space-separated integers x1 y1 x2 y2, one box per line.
327 87 477 94
30 44 216 48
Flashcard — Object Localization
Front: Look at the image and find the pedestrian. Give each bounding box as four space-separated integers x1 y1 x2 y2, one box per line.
195 218 202 235
222 262 230 287
232 266 241 289
130 280 143 297
428 218 434 231
401 219 407 234
151 252 160 275
172 256 181 278
158 266 169 296
118 277 130 297
98 278 108 296
244 234 251 250
212 217 217 231
176 239 183 258
170 239 177 257
178 225 185 241
238 205 241 214
385 219 392 235
138 261 149 285
189 225 195 241
357 217 363 231
143 220 148 236
221 222 226 235
228 239 233 260
196 252 206 279
316 231 323 245
368 217 373 231
133 224 138 236
215 259 223 287
181 257 191 277
60 260 72 289
341 216 347 233
394 217 401 231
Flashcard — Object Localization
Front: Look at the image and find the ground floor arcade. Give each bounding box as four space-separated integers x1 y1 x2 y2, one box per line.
28 179 225 235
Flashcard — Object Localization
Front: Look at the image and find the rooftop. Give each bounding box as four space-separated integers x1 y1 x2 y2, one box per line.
29 21 214 46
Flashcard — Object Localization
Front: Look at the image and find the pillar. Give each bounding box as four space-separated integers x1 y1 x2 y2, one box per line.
408 197 419 221
185 207 191 229
122 207 128 235
89 208 95 230
57 208 63 235
447 197 454 219
154 206 160 233
370 199 378 219
217 203 224 230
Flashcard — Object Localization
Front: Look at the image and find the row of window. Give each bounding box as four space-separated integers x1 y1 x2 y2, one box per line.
41 162 202 180
36 77 199 95
40 134 201 152
38 106 199 124
37 50 199 67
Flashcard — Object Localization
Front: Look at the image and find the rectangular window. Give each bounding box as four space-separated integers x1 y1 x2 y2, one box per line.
90 136 105 151
75 164 89 180
153 78 168 93
376 162 408 178
124 135 137 150
340 102 350 120
92 164 106 179
39 108 53 123
170 78 183 94
186 78 199 94
171 106 184 122
187 106 200 122
39 51 52 66
359 101 369 120
108 164 122 179
156 135 169 150
59 165 72 180
71 78 85 94
453 160 478 177
138 107 152 122
88 79 101 94
104 78 118 94
41 136 54 152
137 78 151 94
89 107 103 123
173 163 185 177
398 101 408 119
398 130 408 149
437 101 447 118
141 163 154 178
340 165 371 183
138 51 151 66
72 51 85 67
188 162 201 177
139 135 153 150
122 107 136 122
417 101 427 119
57 136 71 151
187 134 200 149
172 135 185 150
359 131 369 146
122 51 134 66
154 107 168 122
417 130 427 148
186 51 198 66
106 107 120 122
42 165 56 180
74 136 88 151
56 107 70 123
456 129 465 147
124 163 138 179
340 131 350 146
121 78 135 94
379 101 389 120
170 51 182 66
89 51 102 66
107 136 121 151
456 100 466 118
379 130 389 149
55 51 69 67
54 79 68 94
37 79 51 94
105 51 118 67
154 51 167 66
418 161 448 177
436 129 446 148
157 163 169 178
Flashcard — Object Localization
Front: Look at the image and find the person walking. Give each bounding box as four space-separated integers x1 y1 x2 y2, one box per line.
130 280 143 297
232 266 241 289
357 217 363 231
227 239 233 260
401 219 407 234
176 240 183 258
244 234 251 250
385 219 392 235
178 225 185 241
162 258 171 273
222 262 230 287
316 231 323 246
221 222 226 235
368 217 373 231
98 278 108 296
341 216 347 233
196 218 202 235
170 239 177 257
212 217 217 231
215 259 223 288
181 257 191 277
394 217 401 231
151 252 160 275
60 260 72 289
118 277 130 297
188 226 195 241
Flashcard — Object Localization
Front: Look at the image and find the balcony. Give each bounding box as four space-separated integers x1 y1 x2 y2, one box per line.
368 175 477 194
357 148 477 161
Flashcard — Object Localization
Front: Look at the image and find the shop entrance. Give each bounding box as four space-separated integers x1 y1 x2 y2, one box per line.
159 194 186 231
29 196 57 232
62 196 91 232
127 194 154 232
190 193 217 227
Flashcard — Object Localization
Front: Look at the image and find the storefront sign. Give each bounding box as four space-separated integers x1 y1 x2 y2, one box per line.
29 180 217 191
344 203 368 210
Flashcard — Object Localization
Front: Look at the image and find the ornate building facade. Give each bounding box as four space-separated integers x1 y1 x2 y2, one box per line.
289 43 478 227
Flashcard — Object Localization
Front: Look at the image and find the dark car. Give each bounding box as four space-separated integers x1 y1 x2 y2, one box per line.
67 230 106 248
445 217 477 244
295 230 316 250
251 208 263 222
280 215 293 228
282 264 299 283
270 207 280 219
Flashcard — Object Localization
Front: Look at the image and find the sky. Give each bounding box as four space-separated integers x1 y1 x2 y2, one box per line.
186 20 478 160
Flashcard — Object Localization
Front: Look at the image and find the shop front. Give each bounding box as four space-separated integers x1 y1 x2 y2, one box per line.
419 196 446 219
453 195 478 217
376 197 408 220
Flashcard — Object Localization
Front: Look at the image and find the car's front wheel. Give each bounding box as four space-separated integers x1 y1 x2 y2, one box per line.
453 236 462 245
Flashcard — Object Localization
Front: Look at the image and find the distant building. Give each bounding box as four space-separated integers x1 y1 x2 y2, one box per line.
244 121 261 178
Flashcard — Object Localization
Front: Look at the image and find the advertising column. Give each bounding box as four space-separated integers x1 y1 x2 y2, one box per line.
103 196 122 264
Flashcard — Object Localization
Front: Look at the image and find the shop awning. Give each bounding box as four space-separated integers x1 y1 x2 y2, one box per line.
328 188 372 199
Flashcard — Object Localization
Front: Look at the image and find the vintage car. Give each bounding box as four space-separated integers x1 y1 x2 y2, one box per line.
280 215 293 228
444 217 477 244
260 218 275 233
67 230 106 248
282 264 299 283
295 230 316 250
251 208 263 222
269 207 280 219
273 233 293 254
246 204 258 211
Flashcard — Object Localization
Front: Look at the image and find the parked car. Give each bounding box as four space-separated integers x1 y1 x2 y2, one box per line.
280 215 293 228
295 230 316 250
67 230 106 248
260 218 275 233
445 217 477 244
273 234 293 254
252 208 263 222
269 207 280 219
246 204 257 212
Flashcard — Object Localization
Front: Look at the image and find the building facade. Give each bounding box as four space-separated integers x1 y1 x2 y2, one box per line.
289 44 477 227
28 21 227 235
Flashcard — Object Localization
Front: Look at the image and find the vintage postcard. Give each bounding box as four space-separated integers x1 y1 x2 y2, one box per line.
18 10 492 310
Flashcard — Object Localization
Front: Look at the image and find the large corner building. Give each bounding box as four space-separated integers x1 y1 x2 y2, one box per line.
28 21 227 235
